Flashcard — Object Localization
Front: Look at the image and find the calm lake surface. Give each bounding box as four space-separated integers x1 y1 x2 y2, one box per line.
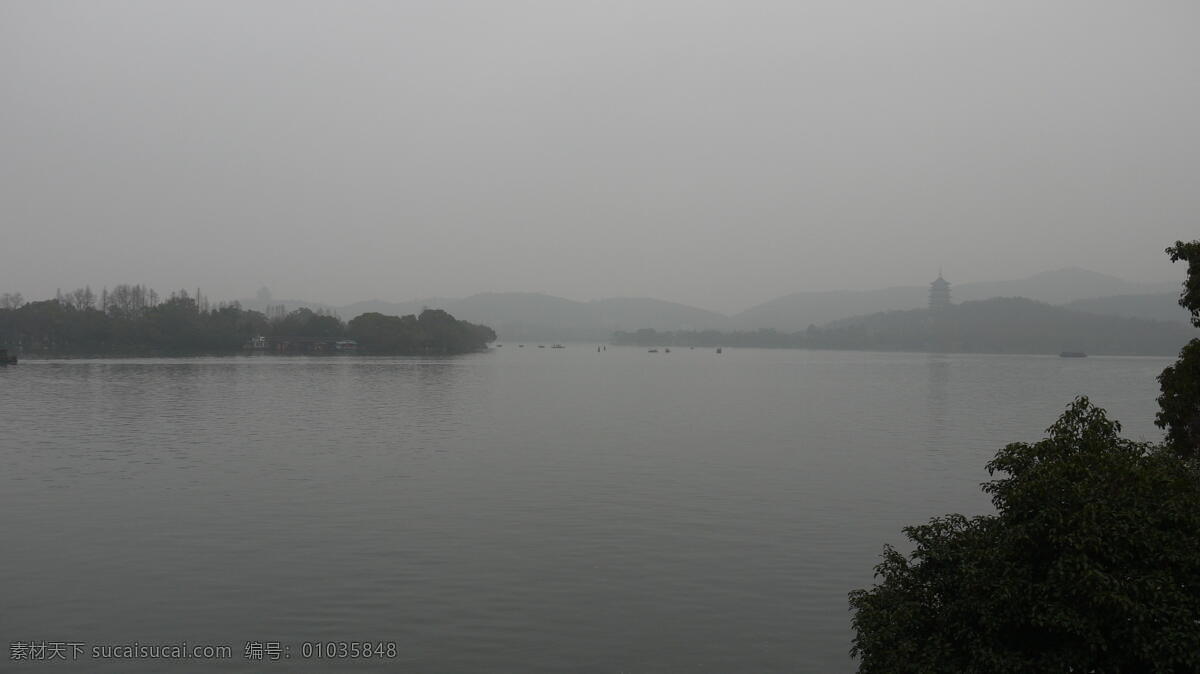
1 348 1171 672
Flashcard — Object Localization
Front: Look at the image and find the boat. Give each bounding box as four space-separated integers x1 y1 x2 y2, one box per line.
716 347 722 354
0 348 16 365
1060 351 1087 358
551 344 565 349
518 344 525 348
538 345 545 348
664 348 670 353
648 349 658 353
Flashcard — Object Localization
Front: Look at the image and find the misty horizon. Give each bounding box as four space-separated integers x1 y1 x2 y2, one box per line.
4 1 1197 314
4 263 1186 318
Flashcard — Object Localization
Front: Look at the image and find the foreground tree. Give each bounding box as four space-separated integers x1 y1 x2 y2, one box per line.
1157 240 1200 459
849 398 1200 672
851 241 1200 671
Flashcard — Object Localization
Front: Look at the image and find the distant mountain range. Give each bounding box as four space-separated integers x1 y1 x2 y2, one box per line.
732 268 1182 332
616 297 1195 357
820 296 1193 356
236 267 1187 341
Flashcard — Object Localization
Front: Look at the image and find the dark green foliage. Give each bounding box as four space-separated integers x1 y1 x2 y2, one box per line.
347 312 419 353
1157 241 1200 459
270 307 344 340
0 287 494 356
1157 339 1200 460
348 309 495 354
411 308 497 353
0 290 269 355
849 398 1200 672
1166 241 1200 328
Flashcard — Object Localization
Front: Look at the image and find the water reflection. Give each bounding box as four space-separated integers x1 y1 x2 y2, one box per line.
926 354 951 428
0 351 1172 673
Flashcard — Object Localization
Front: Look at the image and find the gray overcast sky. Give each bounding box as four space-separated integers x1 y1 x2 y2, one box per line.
2 0 1197 313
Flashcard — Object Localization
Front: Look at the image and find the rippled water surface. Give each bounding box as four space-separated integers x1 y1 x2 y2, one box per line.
0 348 1170 672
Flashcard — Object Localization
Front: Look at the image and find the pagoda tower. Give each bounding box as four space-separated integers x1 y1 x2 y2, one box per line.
929 271 951 312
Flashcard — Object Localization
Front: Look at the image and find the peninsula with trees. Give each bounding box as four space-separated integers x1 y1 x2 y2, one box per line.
0 286 496 356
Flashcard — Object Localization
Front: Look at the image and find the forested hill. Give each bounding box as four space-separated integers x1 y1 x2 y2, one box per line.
0 288 495 356
614 297 1194 356
1062 292 1187 322
732 268 1178 332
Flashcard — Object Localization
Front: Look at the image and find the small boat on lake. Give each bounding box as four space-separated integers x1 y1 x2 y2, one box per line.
1060 351 1087 358
551 344 565 349
716 347 722 354
648 349 659 353
0 349 16 365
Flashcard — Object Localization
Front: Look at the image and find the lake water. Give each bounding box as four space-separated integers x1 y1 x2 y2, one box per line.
0 348 1172 672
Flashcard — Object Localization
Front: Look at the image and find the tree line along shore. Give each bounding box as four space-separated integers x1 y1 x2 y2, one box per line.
2 282 1195 358
0 286 495 356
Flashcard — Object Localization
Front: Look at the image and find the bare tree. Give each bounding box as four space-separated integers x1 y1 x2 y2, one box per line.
0 292 23 309
106 284 156 318
67 286 96 310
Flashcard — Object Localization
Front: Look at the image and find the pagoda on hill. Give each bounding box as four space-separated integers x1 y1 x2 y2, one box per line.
929 272 951 312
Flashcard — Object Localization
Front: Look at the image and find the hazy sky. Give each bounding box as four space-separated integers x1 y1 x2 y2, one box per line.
3 0 1197 313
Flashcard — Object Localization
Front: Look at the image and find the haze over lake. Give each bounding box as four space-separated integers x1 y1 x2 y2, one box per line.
5 1 1197 311
2 348 1168 672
